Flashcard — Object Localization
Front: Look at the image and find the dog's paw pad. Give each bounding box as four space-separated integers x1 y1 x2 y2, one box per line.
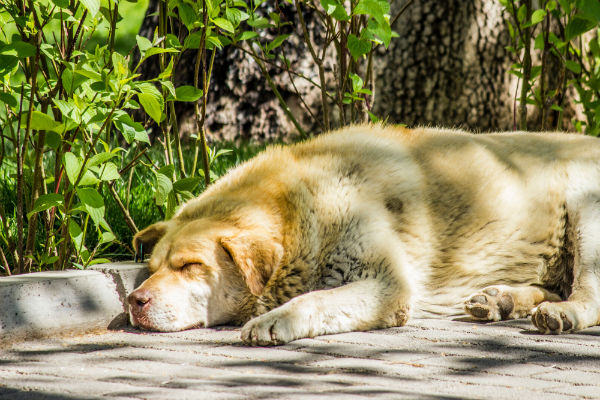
532 302 575 334
464 286 514 321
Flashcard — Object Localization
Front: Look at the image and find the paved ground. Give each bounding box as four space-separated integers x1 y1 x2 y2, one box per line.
1 318 599 400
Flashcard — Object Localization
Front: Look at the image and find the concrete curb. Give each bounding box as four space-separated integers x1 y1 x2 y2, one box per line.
0 262 149 341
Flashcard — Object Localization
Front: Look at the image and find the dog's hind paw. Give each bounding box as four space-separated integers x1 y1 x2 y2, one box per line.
531 302 577 334
464 286 516 321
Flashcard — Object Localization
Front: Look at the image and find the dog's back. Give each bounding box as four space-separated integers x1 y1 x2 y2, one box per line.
282 127 600 315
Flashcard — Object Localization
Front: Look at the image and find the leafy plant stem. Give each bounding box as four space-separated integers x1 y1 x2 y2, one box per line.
294 0 330 130
247 43 307 138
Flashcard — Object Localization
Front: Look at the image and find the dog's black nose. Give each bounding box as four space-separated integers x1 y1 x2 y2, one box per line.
128 289 153 310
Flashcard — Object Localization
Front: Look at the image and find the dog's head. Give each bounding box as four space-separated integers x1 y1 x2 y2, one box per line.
127 218 283 331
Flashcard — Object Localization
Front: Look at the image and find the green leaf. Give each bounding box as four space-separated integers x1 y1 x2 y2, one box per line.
266 34 290 53
114 113 150 144
161 80 177 99
157 164 175 177
88 152 116 168
354 0 389 25
88 257 112 265
577 0 600 22
166 34 182 49
75 68 102 82
173 177 201 192
517 4 527 23
144 47 179 59
175 85 204 102
158 58 174 80
99 6 122 23
76 187 105 227
349 73 364 93
363 17 393 47
320 0 350 21
9 40 36 58
136 35 152 54
0 92 17 108
25 111 61 131
100 231 116 245
347 34 371 60
45 131 62 149
155 172 173 206
530 9 546 25
51 0 70 8
565 15 596 41
237 31 258 41
64 152 80 185
247 16 270 28
206 35 224 50
213 18 235 33
27 193 64 219
0 55 18 75
178 2 196 28
226 7 244 26
68 220 86 254
80 0 100 16
137 88 163 124
97 162 121 181
564 59 582 74
534 32 545 50
53 99 74 119
165 191 177 219
64 152 97 186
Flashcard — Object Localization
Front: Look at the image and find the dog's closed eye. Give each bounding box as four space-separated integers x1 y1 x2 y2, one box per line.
180 263 201 272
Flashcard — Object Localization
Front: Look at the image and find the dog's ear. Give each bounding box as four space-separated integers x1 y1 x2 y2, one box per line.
133 221 171 258
220 233 283 296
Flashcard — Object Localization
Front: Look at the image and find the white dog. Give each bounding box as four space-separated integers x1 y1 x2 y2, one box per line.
128 125 600 345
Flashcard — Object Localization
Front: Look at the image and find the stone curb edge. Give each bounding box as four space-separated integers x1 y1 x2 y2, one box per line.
0 262 149 342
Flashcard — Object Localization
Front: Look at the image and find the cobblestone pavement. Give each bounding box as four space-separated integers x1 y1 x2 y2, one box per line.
1 318 599 400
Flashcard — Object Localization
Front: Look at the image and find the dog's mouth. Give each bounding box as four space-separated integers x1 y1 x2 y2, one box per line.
129 311 206 332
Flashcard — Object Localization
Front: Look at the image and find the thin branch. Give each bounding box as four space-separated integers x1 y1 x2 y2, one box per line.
391 0 415 27
295 0 330 130
247 43 307 138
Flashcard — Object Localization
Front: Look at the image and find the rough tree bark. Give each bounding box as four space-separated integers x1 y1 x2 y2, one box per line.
374 0 516 131
137 0 566 142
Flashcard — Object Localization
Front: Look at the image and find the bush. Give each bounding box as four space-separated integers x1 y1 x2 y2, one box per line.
500 0 600 133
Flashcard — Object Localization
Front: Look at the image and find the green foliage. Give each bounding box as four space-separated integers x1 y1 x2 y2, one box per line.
236 0 398 130
0 0 222 274
500 0 600 134
0 0 402 275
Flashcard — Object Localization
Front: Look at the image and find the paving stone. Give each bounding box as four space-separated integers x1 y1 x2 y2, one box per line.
534 369 600 386
546 384 600 399
2 318 600 399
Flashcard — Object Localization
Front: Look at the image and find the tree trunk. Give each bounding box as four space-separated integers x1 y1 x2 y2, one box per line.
374 0 515 131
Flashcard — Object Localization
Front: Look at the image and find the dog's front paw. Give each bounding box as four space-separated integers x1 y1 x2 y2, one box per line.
531 301 576 334
241 310 299 346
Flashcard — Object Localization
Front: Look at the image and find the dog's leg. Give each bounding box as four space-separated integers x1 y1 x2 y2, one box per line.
532 193 600 334
464 285 561 321
241 279 410 345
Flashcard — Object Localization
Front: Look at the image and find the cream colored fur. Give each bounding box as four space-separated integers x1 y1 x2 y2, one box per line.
128 125 600 344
